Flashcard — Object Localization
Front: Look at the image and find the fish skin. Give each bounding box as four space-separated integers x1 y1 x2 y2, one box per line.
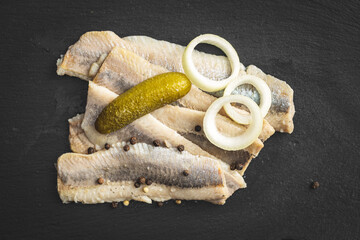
245 65 295 133
57 31 294 133
93 46 274 142
57 142 246 205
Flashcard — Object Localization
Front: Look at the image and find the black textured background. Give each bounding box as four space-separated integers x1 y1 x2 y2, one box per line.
1 0 359 239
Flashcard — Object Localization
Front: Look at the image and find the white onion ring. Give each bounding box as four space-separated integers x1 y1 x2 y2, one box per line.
223 75 272 125
203 95 263 151
182 34 241 92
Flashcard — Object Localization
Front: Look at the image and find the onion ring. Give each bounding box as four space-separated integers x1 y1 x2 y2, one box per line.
223 75 272 125
182 34 241 92
203 95 263 151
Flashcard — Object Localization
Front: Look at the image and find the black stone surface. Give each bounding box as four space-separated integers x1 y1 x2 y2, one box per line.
0 0 359 239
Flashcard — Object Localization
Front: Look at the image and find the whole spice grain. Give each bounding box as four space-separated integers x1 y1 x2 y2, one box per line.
123 200 130 206
236 163 243 171
104 143 110 150
195 125 202 132
97 177 104 184
311 181 320 189
175 200 182 205
146 179 152 185
183 170 189 176
123 145 130 151
177 145 185 152
153 139 161 147
111 202 118 208
138 177 146 184
87 147 95 154
134 182 140 188
143 187 149 193
130 136 137 145
230 163 236 171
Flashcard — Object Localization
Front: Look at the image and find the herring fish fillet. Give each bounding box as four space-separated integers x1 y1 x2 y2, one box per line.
93 46 274 142
68 114 248 176
78 81 264 175
82 82 214 160
56 31 294 133
56 31 245 81
57 142 246 205
69 107 260 175
124 35 295 133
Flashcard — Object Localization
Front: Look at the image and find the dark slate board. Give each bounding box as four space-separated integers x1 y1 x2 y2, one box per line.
0 0 359 239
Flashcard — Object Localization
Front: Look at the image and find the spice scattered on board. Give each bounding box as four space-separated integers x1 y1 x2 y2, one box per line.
311 181 320 189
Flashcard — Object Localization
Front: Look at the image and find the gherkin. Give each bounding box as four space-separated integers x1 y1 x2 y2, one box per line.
95 72 191 134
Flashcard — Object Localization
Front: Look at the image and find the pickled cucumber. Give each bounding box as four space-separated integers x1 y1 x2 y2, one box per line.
95 72 192 134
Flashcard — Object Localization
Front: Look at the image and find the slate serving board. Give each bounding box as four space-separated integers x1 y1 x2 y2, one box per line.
1 0 359 239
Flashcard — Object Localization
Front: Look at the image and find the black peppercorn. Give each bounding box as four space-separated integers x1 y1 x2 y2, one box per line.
104 143 110 150
183 170 189 176
130 136 137 145
88 147 95 154
230 163 236 170
123 145 130 151
138 177 146 184
97 177 104 184
177 145 185 152
153 140 161 147
146 179 152 185
311 181 320 189
195 125 202 132
235 163 243 171
134 182 140 188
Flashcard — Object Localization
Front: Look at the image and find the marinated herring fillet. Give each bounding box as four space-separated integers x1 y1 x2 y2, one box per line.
69 107 261 175
56 31 294 133
57 142 246 205
82 82 213 159
78 82 264 174
124 35 294 133
56 31 245 81
93 46 274 142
